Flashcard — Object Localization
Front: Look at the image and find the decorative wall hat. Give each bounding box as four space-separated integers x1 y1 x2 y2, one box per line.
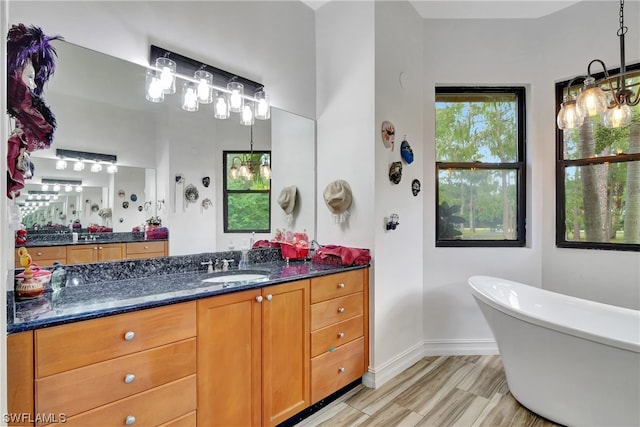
400 137 414 164
277 185 298 225
389 161 403 184
323 179 353 224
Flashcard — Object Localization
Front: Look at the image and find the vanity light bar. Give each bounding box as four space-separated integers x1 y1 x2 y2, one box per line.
41 178 82 186
56 149 117 164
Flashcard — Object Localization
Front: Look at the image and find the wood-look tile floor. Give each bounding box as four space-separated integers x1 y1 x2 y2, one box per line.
296 355 563 427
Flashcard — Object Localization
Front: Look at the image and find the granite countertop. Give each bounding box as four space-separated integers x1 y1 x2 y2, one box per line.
20 231 166 247
7 258 367 334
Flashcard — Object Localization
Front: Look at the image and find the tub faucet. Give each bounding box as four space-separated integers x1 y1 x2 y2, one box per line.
201 260 213 273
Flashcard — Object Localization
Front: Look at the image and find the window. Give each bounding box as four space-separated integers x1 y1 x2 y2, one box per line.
556 64 640 251
435 87 526 247
223 151 271 233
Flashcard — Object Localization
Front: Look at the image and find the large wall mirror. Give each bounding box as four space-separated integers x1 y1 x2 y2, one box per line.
17 40 316 265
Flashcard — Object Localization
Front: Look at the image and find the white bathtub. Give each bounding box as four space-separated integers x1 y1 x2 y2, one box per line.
468 275 640 427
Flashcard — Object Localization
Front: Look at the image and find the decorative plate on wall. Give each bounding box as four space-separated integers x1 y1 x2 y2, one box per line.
130 194 138 202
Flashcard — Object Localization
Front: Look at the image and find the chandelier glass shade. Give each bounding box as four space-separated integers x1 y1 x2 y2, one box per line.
146 46 270 126
557 0 639 130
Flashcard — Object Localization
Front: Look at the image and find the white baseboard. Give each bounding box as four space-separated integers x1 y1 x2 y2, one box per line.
423 338 499 356
362 341 424 389
363 339 498 388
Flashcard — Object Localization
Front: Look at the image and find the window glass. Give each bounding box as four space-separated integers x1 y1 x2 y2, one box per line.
435 87 526 247
223 151 271 233
556 65 640 250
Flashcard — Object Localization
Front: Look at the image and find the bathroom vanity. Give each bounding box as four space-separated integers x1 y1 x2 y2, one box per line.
6 256 369 426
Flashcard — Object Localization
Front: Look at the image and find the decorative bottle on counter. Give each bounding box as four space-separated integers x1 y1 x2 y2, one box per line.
51 261 66 292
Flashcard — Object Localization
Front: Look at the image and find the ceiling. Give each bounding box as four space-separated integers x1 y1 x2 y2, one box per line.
301 0 581 19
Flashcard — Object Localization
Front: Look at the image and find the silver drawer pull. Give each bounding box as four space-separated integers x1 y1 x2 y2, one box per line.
125 415 136 425
124 331 135 341
338 307 345 313
338 332 345 338
256 296 263 303
124 374 136 384
338 283 345 288
338 367 345 373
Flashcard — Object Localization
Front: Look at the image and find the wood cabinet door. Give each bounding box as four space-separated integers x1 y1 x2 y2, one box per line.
97 243 124 261
261 280 310 427
197 289 262 427
7 331 34 426
66 245 98 264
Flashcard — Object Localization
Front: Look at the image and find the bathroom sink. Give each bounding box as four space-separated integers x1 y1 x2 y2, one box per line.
198 270 271 287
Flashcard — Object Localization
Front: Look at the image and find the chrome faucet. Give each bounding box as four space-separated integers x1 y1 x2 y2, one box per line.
214 259 223 272
222 259 234 271
201 260 213 274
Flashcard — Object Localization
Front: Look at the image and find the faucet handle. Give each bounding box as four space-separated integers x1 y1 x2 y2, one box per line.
222 259 234 271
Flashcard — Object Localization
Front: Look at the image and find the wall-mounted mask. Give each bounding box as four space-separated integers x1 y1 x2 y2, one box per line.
389 161 402 184
412 179 421 196
202 176 210 188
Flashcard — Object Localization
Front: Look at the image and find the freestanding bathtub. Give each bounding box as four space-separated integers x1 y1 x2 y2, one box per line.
468 275 640 427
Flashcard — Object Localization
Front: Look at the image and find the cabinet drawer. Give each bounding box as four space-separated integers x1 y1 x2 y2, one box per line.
311 315 363 358
15 246 66 267
311 270 363 303
158 411 196 427
126 241 166 256
311 337 365 404
36 338 196 417
35 301 196 377
311 292 363 331
51 375 196 427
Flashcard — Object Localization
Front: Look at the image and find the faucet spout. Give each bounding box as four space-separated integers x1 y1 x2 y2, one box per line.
201 260 214 274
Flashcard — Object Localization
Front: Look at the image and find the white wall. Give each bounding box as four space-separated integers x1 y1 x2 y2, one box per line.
370 0 425 385
422 0 640 363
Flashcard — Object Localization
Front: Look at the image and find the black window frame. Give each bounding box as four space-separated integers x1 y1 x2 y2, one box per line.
223 150 271 234
435 86 527 248
555 63 640 252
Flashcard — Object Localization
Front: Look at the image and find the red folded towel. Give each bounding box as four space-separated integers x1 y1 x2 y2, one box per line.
312 245 371 266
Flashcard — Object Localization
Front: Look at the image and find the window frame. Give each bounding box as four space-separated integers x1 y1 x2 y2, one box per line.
435 86 527 248
555 63 640 252
223 150 271 234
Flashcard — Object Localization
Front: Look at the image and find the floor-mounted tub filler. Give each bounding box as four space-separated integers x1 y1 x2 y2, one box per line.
468 275 640 427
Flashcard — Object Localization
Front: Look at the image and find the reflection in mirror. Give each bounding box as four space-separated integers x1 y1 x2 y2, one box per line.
13 40 315 265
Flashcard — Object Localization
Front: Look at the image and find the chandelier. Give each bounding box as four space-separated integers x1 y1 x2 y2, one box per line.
557 0 639 130
146 45 270 125
228 125 271 181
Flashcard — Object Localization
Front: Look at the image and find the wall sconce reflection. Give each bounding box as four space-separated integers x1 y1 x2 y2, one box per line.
386 213 400 231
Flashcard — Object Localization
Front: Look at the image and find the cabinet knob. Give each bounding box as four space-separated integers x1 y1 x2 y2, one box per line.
338 307 345 313
144 246 149 249
125 415 136 425
266 294 273 301
338 283 345 288
256 296 263 303
37 252 43 256
338 332 345 338
338 367 345 373
124 374 136 384
124 331 135 341
98 246 103 250
93 246 98 250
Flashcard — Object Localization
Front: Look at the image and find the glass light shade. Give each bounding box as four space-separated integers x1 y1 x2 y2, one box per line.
227 81 244 113
75 185 82 192
181 81 199 112
145 69 164 103
91 162 102 173
65 185 72 192
602 104 632 128
577 82 608 117
156 57 176 94
41 184 49 191
55 159 67 170
260 163 271 179
214 92 230 119
53 184 60 192
557 99 584 130
254 90 270 120
73 161 85 171
241 103 255 126
107 164 118 174
229 165 239 179
194 70 213 104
